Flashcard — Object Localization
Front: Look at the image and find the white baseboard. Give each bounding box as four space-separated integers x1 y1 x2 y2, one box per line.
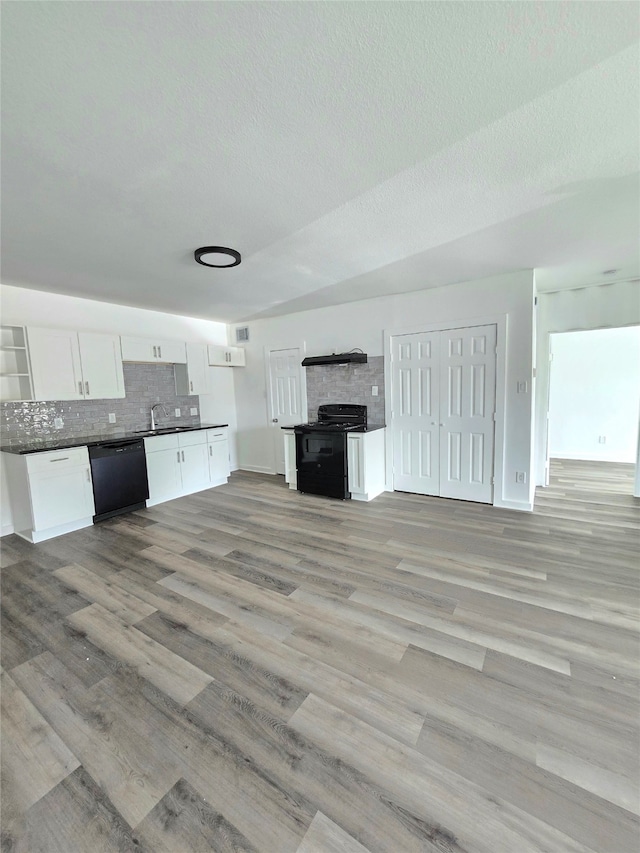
493 498 533 512
1 523 15 538
238 465 276 475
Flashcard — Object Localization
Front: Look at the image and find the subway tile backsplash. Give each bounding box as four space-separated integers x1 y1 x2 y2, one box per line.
0 363 199 445
305 356 385 423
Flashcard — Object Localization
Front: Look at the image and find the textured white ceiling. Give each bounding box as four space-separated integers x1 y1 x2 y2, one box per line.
1 2 639 322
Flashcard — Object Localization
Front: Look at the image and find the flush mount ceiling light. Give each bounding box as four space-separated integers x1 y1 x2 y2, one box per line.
194 246 241 268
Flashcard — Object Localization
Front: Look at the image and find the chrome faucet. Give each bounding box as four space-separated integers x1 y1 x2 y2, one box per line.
150 403 169 431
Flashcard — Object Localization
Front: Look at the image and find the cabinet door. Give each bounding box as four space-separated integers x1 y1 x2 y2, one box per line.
207 344 228 366
78 333 125 399
347 435 365 495
120 337 155 362
156 340 187 364
28 327 84 400
283 431 297 487
227 347 246 366
208 438 230 484
146 448 182 503
180 443 211 494
30 464 94 530
185 343 209 394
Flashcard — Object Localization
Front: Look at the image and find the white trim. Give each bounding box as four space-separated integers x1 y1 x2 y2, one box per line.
493 498 533 512
1 523 15 537
384 313 508 507
238 464 276 475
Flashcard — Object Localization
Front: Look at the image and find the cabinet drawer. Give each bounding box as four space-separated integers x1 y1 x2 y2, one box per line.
144 434 179 453
26 446 89 474
178 430 207 448
206 428 228 442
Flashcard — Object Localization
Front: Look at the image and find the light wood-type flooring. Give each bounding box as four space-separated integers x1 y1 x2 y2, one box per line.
1 459 638 852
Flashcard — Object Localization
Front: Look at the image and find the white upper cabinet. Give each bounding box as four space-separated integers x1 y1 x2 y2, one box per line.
208 344 245 367
175 342 209 396
77 333 125 399
120 336 187 364
28 328 125 401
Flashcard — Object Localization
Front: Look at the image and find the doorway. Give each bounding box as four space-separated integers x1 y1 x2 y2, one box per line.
546 326 640 496
390 323 497 503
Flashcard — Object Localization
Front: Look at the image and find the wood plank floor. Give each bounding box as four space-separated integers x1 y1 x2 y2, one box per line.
1 459 638 852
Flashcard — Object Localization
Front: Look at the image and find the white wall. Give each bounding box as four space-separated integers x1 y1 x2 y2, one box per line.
534 280 640 484
0 283 240 533
234 269 536 510
549 327 640 462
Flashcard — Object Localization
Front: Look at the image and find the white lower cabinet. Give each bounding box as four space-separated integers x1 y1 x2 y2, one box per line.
283 429 297 489
207 428 230 485
2 446 95 542
145 428 229 506
347 431 386 501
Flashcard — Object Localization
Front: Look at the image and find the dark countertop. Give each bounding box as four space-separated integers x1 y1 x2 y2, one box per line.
0 423 229 455
281 424 385 432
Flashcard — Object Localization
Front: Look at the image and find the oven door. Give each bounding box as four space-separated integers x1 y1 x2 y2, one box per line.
295 429 349 498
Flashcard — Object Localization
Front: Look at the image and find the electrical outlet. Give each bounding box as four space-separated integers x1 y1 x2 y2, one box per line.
516 471 527 484
190 407 198 416
175 408 181 417
53 417 64 429
108 413 116 424
598 435 606 444
371 385 378 396
517 381 528 394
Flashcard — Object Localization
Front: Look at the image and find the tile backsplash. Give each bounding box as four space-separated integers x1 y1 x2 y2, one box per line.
305 356 385 423
0 363 199 445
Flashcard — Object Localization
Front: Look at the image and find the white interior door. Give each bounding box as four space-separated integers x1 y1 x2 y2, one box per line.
391 324 496 504
439 325 496 503
267 347 305 474
391 332 440 495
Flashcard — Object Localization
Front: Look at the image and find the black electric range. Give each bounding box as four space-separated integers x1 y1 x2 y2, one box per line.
294 404 367 498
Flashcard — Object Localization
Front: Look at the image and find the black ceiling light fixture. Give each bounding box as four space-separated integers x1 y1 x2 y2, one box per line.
194 246 241 268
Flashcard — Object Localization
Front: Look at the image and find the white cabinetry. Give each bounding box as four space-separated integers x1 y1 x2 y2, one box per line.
27 327 125 401
144 429 228 506
0 325 33 401
175 342 209 396
207 344 245 367
207 428 230 485
2 446 95 542
347 430 386 502
120 337 187 364
283 429 297 489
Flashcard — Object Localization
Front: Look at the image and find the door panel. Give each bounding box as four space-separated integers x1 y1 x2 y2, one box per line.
439 324 496 503
28 327 83 400
78 333 125 399
268 347 304 474
392 332 440 495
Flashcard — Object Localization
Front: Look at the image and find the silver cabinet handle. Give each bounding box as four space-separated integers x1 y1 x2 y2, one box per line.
78 381 83 395
177 451 180 463
86 468 91 482
190 381 193 392
272 418 278 423
158 345 162 358
153 346 157 358
50 457 70 463
181 450 185 462
85 381 90 396
209 446 212 457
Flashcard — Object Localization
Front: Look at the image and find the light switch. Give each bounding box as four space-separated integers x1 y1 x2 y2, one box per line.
175 408 181 417
190 407 198 416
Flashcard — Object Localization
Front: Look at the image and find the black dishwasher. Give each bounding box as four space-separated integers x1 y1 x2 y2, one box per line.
89 439 149 522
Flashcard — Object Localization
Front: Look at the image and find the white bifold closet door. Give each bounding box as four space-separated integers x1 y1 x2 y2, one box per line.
392 324 497 503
